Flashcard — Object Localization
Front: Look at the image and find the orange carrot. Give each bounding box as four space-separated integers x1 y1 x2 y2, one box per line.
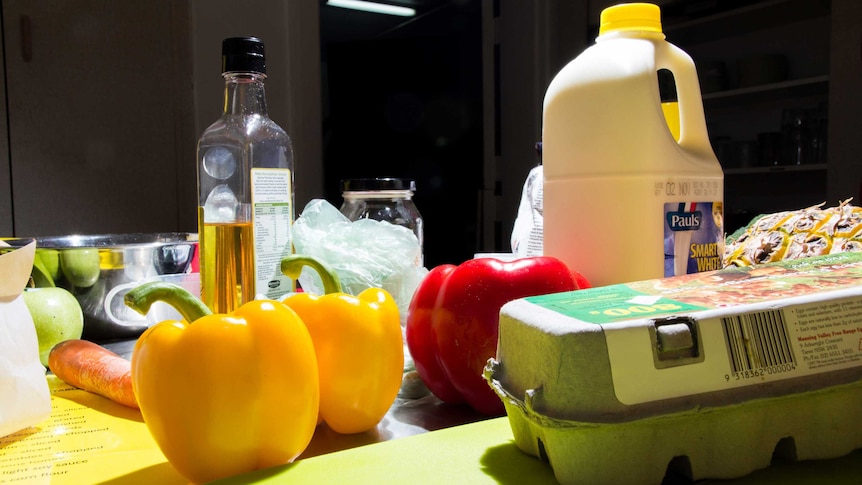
48 339 139 409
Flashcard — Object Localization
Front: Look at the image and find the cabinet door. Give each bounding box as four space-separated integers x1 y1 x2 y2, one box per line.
0 42 10 235
826 0 862 205
1 0 195 237
661 0 833 232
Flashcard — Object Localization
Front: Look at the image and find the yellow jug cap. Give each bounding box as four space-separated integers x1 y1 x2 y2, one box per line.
599 3 663 36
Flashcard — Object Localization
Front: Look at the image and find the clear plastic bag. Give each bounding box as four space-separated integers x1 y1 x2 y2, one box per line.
292 199 428 323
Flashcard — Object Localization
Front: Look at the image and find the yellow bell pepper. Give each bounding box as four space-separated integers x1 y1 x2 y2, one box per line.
124 283 319 484
281 254 403 434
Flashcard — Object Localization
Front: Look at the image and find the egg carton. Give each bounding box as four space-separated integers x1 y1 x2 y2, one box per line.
486 252 862 484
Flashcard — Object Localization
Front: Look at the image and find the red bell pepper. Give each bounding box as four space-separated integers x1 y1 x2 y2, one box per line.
405 257 586 415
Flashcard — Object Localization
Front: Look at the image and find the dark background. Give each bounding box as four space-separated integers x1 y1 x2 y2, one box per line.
320 1 483 268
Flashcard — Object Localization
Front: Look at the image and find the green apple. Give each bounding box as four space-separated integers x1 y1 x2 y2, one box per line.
60 248 101 288
22 287 84 367
36 249 60 282
31 249 60 287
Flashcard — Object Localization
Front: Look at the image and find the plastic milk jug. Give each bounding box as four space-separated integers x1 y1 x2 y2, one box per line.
542 2 724 287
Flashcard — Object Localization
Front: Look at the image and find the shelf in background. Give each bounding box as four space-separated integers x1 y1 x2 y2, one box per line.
663 0 831 45
703 75 829 108
724 163 827 176
704 75 829 101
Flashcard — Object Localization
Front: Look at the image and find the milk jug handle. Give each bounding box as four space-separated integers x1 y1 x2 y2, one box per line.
656 43 711 152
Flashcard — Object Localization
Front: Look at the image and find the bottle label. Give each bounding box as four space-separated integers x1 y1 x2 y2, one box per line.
664 202 723 277
251 168 293 300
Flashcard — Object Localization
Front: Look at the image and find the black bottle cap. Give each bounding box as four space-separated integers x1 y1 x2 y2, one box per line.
222 37 266 75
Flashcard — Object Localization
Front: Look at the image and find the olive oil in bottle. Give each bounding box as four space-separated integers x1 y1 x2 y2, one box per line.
196 37 295 313
198 207 255 312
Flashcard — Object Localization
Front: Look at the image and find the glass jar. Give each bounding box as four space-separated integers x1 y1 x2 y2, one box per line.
340 178 424 266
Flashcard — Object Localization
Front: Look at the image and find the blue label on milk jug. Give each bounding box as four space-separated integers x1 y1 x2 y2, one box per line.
664 202 723 277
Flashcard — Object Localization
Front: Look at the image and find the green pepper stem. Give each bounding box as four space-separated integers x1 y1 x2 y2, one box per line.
280 254 343 295
124 282 212 322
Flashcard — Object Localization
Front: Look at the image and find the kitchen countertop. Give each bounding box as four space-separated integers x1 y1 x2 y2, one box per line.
1 346 491 484
99 338 491 460
3 340 861 484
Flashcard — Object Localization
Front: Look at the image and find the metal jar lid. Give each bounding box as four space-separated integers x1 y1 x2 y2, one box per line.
341 178 416 193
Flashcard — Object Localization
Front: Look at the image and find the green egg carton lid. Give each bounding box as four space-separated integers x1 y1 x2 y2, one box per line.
487 252 862 483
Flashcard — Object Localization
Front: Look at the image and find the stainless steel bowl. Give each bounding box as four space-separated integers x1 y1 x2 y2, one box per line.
34 233 198 342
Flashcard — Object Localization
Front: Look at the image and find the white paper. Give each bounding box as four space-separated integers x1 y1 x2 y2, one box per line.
0 239 52 438
511 164 544 258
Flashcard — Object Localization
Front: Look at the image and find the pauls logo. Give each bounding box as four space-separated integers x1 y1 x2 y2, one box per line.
667 202 702 231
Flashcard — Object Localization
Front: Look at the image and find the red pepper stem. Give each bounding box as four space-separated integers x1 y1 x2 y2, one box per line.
124 282 213 322
280 254 344 295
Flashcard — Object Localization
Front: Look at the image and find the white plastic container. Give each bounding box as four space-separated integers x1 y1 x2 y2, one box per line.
542 3 724 287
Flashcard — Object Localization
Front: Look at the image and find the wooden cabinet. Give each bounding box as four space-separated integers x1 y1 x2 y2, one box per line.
0 1 196 237
0 1 323 239
825 0 862 213
491 0 860 249
0 42 11 234
661 0 862 231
